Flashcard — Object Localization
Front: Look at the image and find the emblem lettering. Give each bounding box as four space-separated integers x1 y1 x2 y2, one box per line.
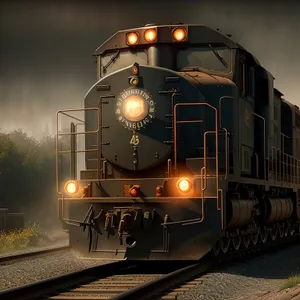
115 88 155 131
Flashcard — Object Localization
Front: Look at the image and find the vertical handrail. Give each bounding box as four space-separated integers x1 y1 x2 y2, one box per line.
55 108 100 220
217 128 229 179
271 146 273 180
277 148 281 181
274 147 278 180
218 96 232 180
70 122 76 180
249 112 266 180
98 99 102 181
56 107 100 194
296 159 298 184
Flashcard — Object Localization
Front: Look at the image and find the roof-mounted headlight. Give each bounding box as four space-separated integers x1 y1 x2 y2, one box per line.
144 28 157 43
172 28 187 42
126 32 139 45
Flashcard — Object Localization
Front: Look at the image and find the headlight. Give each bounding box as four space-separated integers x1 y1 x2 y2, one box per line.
122 95 148 121
126 32 139 45
177 178 192 193
144 29 157 42
64 181 79 195
172 28 187 42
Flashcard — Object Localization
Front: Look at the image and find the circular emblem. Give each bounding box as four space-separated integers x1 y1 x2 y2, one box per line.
115 88 155 130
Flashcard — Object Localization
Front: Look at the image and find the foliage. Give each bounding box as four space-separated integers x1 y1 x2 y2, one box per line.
281 274 300 290
0 129 70 225
0 223 43 253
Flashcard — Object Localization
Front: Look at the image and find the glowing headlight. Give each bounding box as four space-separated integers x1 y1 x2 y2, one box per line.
144 29 157 42
127 32 139 45
64 181 79 195
177 178 192 193
172 28 187 42
122 96 148 121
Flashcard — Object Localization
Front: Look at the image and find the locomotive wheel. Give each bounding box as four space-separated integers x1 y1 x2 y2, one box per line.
220 237 230 254
270 225 277 241
232 235 241 250
242 234 250 248
285 225 294 236
260 227 268 243
278 225 284 238
290 228 295 236
212 240 221 256
285 226 289 236
251 232 259 246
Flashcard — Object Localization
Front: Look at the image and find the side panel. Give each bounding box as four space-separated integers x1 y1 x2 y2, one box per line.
240 98 254 175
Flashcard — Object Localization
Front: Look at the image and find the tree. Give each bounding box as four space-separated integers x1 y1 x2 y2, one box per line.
0 129 71 228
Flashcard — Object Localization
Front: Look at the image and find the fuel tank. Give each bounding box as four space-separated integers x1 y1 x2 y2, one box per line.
227 199 258 229
264 198 293 224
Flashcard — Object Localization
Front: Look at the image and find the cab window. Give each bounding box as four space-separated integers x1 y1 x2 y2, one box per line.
100 50 148 77
177 45 231 73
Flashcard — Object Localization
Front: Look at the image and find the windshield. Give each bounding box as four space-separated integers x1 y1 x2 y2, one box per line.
101 50 148 77
177 45 231 73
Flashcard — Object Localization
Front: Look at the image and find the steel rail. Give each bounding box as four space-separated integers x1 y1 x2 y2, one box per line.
0 245 70 263
0 260 128 300
109 261 210 300
0 234 299 300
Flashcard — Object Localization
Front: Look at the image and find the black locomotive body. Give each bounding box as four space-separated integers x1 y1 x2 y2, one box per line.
56 24 300 260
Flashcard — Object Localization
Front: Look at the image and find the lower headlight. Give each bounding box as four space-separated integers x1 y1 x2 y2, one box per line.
64 181 79 195
177 178 192 193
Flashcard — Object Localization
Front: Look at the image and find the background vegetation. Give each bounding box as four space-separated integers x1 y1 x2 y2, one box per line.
0 129 70 229
0 223 46 253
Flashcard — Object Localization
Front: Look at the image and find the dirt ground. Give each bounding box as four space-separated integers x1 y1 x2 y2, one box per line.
256 285 300 300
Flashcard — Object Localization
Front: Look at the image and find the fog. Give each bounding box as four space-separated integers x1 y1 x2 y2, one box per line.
0 0 300 138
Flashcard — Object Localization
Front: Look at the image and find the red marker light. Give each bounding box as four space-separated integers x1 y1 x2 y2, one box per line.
129 185 141 197
156 185 163 197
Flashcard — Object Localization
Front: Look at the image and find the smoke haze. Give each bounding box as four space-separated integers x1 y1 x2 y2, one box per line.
1 0 300 137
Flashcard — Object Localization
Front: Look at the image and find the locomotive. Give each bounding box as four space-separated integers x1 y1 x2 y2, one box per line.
56 23 300 260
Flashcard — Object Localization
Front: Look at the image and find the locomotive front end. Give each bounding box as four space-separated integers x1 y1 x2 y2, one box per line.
56 24 233 260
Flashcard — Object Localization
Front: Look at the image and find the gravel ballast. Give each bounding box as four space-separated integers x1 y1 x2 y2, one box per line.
0 229 114 291
178 243 300 300
0 249 113 291
2 230 300 299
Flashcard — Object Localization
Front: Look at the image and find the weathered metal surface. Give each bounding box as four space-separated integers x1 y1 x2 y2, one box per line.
227 199 258 229
265 198 293 224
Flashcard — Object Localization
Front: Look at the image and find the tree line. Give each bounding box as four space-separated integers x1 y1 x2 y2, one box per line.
0 129 70 227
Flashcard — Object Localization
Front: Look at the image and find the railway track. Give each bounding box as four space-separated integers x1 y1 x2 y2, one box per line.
0 245 70 263
0 259 210 300
1 233 299 300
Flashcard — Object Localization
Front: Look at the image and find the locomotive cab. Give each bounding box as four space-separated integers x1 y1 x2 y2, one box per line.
96 24 236 79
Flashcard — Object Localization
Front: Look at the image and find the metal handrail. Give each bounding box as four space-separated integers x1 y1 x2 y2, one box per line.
56 107 100 193
270 146 300 184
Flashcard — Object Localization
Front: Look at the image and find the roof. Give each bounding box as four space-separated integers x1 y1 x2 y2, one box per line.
179 71 235 87
274 88 284 96
94 24 251 56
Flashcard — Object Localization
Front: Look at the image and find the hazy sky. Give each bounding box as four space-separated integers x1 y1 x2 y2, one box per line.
1 0 300 137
